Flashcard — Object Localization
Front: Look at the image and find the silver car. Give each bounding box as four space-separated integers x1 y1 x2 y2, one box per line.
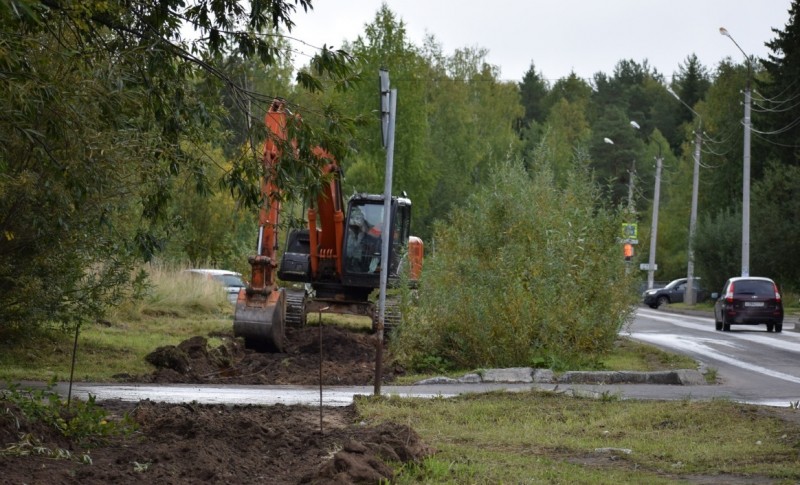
185 269 245 304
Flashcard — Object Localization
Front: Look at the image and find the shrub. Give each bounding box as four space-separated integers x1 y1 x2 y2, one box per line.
392 158 636 370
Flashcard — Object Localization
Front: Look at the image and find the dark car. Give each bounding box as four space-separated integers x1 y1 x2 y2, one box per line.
713 276 784 332
642 277 706 309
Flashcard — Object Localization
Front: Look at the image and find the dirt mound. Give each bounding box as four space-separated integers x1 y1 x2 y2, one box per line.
0 399 433 484
1 326 428 483
139 326 406 386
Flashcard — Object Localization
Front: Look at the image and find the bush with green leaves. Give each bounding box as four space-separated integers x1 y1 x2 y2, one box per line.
392 158 636 371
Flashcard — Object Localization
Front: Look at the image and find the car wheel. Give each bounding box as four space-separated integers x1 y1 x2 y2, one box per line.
656 295 669 308
648 304 658 309
775 323 783 333
766 322 775 332
714 319 722 331
722 316 731 332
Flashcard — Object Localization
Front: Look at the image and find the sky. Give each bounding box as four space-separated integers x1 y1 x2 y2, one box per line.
288 0 794 83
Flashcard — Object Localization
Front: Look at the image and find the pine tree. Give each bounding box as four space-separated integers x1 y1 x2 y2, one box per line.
760 0 800 166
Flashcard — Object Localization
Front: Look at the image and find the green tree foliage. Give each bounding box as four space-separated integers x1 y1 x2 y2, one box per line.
339 5 436 229
634 130 680 282
589 106 643 207
314 5 522 241
694 208 740 291
750 162 800 289
393 156 636 370
533 99 592 186
691 60 747 212
517 61 550 132
160 145 256 273
0 0 356 332
670 55 711 128
421 45 522 236
760 0 800 167
0 17 157 332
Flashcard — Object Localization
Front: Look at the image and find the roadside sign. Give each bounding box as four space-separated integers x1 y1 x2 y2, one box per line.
621 223 638 240
639 263 658 271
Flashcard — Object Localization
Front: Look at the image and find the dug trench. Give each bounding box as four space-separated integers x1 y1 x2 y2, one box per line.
0 327 432 484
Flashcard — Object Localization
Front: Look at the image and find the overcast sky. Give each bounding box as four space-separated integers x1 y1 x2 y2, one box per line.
288 0 793 83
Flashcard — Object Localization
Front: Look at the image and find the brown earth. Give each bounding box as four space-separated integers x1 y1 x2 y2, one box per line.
0 327 432 484
136 326 406 386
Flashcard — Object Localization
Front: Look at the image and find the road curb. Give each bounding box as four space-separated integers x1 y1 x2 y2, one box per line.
414 368 707 386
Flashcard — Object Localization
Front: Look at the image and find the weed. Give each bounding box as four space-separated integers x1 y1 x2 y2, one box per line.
2 380 137 447
599 390 621 402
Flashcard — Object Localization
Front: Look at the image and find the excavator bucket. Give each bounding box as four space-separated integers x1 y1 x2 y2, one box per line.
233 288 286 352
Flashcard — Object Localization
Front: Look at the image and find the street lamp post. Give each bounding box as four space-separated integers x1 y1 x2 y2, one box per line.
667 86 703 305
605 136 636 275
720 26 752 277
630 121 662 291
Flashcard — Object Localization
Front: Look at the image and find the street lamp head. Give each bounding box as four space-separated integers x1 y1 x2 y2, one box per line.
720 27 730 37
630 120 641 130
603 137 614 145
666 86 680 100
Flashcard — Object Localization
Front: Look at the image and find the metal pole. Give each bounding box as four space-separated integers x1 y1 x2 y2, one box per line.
627 160 635 214
375 69 396 397
742 80 751 277
685 130 702 305
647 150 662 291
378 88 396 328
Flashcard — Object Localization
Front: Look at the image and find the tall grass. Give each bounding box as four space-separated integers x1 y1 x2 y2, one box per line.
0 264 233 382
109 262 232 320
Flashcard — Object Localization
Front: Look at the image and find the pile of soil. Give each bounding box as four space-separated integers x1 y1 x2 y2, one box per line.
0 399 433 484
1 326 428 483
137 326 406 385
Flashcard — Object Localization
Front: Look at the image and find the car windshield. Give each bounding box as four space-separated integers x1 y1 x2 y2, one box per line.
733 280 774 297
665 279 684 289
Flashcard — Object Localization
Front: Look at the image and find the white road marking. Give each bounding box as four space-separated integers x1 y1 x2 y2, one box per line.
629 331 800 385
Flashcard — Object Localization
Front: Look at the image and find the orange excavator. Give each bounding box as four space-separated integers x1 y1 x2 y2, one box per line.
233 99 423 351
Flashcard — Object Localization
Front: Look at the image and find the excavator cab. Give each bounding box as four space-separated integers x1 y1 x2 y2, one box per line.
342 194 411 286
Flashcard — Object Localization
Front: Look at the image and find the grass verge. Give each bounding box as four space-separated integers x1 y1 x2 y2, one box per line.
356 391 800 484
0 265 234 382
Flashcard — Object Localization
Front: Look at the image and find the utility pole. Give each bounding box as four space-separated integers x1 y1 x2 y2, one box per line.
721 26 751 277
647 148 663 291
685 130 702 304
742 77 751 277
667 86 703 305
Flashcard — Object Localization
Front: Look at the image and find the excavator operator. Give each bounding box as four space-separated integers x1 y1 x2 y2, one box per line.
345 206 383 273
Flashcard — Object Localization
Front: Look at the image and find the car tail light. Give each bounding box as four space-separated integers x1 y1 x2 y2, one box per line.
725 282 735 303
773 282 781 302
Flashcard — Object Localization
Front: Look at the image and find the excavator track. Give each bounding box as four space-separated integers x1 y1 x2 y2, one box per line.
284 288 307 327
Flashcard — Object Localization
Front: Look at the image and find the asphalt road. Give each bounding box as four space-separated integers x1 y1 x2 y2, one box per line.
45 307 800 408
625 306 800 406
